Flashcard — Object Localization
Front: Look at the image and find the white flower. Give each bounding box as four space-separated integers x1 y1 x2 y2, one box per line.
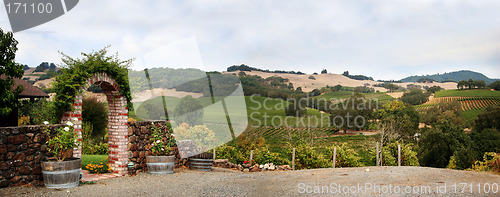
43 121 49 125
171 134 175 137
64 127 70 131
151 122 154 125
66 121 74 126
73 118 78 122
156 140 160 143
161 148 164 151
151 143 154 146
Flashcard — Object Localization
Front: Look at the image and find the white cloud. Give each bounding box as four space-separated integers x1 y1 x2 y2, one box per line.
0 0 498 80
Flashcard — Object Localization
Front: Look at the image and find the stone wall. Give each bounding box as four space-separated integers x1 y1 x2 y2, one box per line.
127 121 188 174
0 124 63 188
1 120 196 188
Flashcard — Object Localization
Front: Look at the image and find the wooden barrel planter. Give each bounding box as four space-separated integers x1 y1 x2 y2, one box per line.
189 152 213 171
146 155 175 174
41 158 81 189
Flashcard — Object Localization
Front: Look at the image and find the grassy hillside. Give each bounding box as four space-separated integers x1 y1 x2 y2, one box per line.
131 95 331 128
434 89 500 98
401 70 498 84
416 89 500 122
313 91 394 106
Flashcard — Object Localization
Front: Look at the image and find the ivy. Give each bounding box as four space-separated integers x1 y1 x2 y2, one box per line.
53 47 133 119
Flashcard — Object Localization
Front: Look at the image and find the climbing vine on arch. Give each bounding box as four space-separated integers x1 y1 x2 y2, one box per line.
53 46 133 119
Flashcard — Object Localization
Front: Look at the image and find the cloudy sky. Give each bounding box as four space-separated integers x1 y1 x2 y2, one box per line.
0 0 499 80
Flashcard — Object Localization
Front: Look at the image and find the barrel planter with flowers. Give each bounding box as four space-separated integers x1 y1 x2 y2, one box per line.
41 121 81 189
146 123 176 174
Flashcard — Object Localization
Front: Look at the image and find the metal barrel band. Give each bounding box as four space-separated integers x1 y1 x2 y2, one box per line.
42 168 81 174
146 162 174 166
44 182 79 189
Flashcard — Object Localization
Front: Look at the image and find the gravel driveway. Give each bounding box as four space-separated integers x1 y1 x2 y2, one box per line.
1 166 500 196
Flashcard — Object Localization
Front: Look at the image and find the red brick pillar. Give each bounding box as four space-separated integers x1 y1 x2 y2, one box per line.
107 90 129 174
62 72 129 175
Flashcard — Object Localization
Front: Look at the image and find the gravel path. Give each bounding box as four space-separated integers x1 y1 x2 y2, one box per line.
1 166 500 196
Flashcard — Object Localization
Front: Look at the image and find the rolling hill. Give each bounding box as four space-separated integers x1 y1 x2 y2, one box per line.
224 70 458 92
401 70 499 84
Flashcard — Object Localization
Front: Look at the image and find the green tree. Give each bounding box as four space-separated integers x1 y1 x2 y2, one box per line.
330 93 373 132
173 95 204 125
418 114 473 169
383 83 399 93
0 28 23 117
285 97 307 117
471 128 500 159
377 100 420 142
420 102 462 125
473 106 500 133
400 89 430 105
321 69 328 74
468 78 474 90
488 81 500 91
426 85 442 93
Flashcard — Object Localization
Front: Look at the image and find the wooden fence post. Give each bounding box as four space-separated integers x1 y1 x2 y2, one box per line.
292 148 296 170
376 142 379 166
249 150 253 166
398 144 401 167
213 149 216 161
333 147 336 168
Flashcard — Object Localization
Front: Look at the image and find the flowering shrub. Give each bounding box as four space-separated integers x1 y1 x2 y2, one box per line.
471 152 500 174
150 123 176 156
173 123 215 151
85 157 110 174
43 120 80 161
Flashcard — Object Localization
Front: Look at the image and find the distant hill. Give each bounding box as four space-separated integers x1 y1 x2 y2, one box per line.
401 70 499 84
227 64 306 75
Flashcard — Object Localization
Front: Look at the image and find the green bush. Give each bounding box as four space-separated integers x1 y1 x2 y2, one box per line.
216 144 246 164
285 98 307 117
215 136 288 165
291 143 329 169
83 142 108 155
471 152 500 174
327 143 363 167
82 97 108 143
18 99 58 125
373 142 419 166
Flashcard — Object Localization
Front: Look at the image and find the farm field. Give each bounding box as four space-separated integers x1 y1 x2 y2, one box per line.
416 89 500 121
434 89 500 98
416 97 500 111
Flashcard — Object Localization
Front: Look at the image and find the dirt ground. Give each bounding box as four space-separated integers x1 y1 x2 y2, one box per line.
2 166 499 196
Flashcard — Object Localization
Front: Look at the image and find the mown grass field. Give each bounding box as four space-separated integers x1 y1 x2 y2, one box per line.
132 95 331 128
434 89 500 98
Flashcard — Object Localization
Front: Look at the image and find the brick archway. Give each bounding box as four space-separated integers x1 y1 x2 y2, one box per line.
61 73 129 174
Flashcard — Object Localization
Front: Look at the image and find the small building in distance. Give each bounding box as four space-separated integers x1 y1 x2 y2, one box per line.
0 75 49 127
